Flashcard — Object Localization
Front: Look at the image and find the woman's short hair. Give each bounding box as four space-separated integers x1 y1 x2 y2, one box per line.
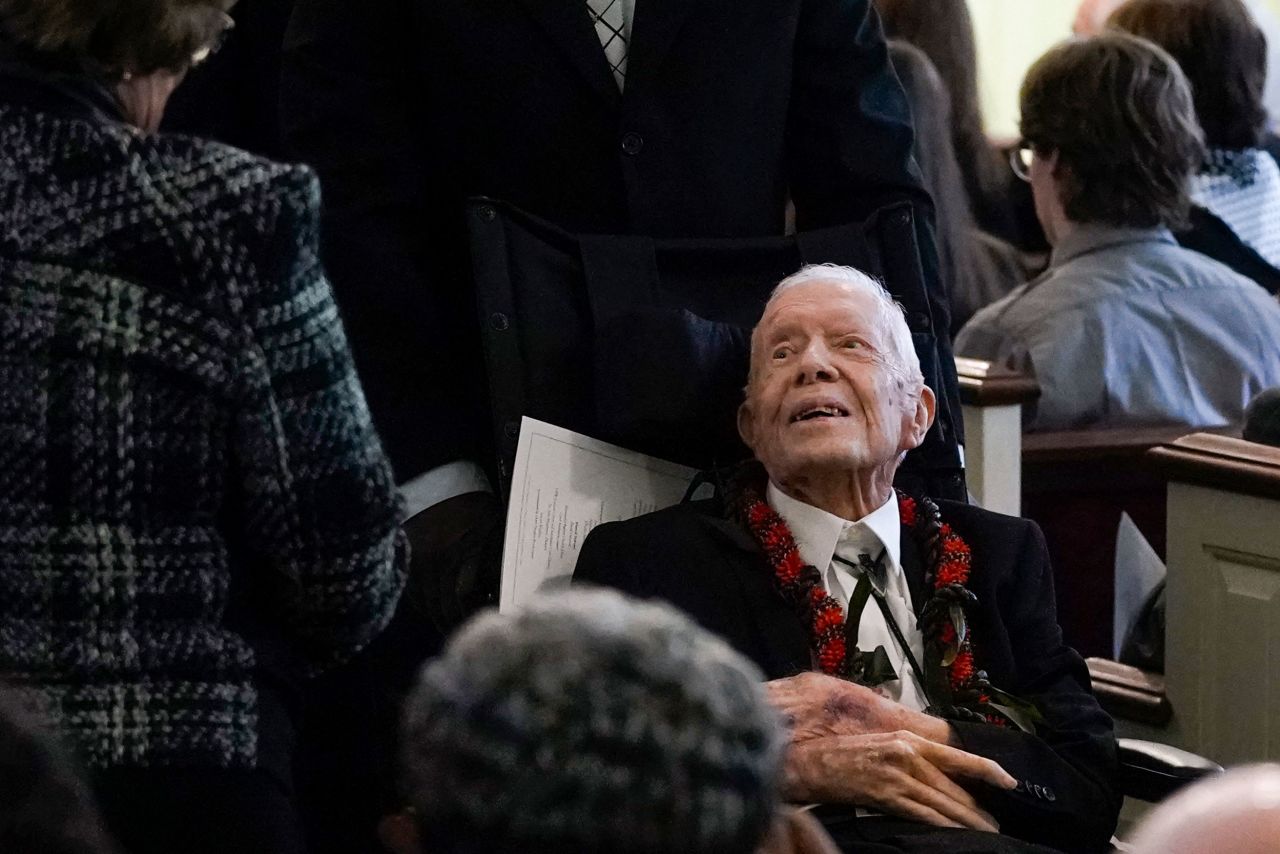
1020 32 1206 229
401 589 784 854
1109 0 1267 151
0 0 234 75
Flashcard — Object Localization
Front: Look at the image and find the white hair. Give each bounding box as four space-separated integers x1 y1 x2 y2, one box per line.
754 263 924 389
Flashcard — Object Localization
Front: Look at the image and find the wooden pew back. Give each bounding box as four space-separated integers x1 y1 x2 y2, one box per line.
1150 434 1280 764
1021 425 1199 658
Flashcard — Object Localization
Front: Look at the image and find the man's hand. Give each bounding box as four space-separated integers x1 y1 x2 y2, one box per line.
768 672 908 741
783 731 1017 833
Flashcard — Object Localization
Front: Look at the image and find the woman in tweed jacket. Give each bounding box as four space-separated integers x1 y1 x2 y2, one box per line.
0 1 408 851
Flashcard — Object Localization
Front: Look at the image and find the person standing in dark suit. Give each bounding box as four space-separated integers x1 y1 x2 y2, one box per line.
575 264 1119 854
279 0 960 627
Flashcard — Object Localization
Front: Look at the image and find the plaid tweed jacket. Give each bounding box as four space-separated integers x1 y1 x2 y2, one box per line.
0 79 408 770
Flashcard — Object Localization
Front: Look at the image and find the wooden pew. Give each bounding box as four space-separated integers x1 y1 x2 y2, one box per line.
956 359 1172 657
956 357 1040 516
956 359 1246 669
1020 424 1200 659
1146 434 1280 764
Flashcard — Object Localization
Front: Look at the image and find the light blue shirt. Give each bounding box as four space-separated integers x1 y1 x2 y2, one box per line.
955 225 1280 431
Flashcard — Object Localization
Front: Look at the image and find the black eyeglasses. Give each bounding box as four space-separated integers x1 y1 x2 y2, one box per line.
191 12 235 68
1010 140 1035 182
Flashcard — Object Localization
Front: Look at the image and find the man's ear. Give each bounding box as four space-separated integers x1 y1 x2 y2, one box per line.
737 400 756 450
1045 148 1064 180
901 385 936 452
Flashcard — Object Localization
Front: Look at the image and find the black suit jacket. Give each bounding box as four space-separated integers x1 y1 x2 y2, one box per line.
574 498 1120 853
281 0 953 481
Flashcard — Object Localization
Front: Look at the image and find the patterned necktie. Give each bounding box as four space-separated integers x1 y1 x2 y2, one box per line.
586 0 629 91
832 547 900 686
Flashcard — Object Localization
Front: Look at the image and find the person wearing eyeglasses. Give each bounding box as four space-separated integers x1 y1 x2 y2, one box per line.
955 33 1280 432
0 2 409 852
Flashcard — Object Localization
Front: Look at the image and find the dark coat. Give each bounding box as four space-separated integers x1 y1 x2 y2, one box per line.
280 0 955 482
574 497 1121 853
0 69 407 775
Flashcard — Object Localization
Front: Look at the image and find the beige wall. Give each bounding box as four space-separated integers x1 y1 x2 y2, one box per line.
972 0 1280 139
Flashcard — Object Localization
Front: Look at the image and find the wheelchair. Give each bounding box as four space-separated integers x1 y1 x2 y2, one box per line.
466 197 1221 814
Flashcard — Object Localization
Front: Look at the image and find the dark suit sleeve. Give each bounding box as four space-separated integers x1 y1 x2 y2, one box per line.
949 521 1121 853
280 0 479 481
574 520 652 598
786 0 923 228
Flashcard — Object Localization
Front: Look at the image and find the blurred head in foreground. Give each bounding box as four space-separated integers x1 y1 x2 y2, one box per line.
393 588 785 854
1127 764 1280 854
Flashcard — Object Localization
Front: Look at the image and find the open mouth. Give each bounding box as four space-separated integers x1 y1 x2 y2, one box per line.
789 405 849 423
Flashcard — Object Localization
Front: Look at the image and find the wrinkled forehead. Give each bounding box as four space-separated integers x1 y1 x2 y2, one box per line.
753 279 884 347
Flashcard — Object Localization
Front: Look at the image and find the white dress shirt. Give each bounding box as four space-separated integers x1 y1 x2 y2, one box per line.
767 483 928 711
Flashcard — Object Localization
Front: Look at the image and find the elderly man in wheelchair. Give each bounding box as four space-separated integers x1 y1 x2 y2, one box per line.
575 264 1121 853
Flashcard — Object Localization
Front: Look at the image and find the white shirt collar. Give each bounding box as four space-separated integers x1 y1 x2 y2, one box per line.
765 482 902 574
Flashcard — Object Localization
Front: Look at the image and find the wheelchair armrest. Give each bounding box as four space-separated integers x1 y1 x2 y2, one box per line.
1118 738 1222 802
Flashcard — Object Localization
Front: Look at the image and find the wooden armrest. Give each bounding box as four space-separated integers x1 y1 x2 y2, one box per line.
955 357 1040 408
1086 657 1172 727
1149 432 1280 500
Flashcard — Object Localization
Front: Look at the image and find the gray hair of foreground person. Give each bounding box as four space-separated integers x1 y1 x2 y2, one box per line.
1126 764 1280 854
400 589 786 854
754 264 923 390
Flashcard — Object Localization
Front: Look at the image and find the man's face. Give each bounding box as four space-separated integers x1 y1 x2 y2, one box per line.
737 279 933 485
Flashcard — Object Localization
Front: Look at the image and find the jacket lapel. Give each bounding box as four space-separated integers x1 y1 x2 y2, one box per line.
899 519 928 618
624 0 694 96
696 511 811 678
512 0 622 105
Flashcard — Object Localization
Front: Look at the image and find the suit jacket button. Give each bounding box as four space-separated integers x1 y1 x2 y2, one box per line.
1044 786 1056 802
621 132 644 156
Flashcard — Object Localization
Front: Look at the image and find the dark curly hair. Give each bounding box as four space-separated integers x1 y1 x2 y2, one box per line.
0 0 234 75
1020 33 1206 229
1109 0 1267 151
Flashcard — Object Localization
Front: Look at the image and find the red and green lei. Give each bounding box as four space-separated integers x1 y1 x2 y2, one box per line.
727 464 1037 729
